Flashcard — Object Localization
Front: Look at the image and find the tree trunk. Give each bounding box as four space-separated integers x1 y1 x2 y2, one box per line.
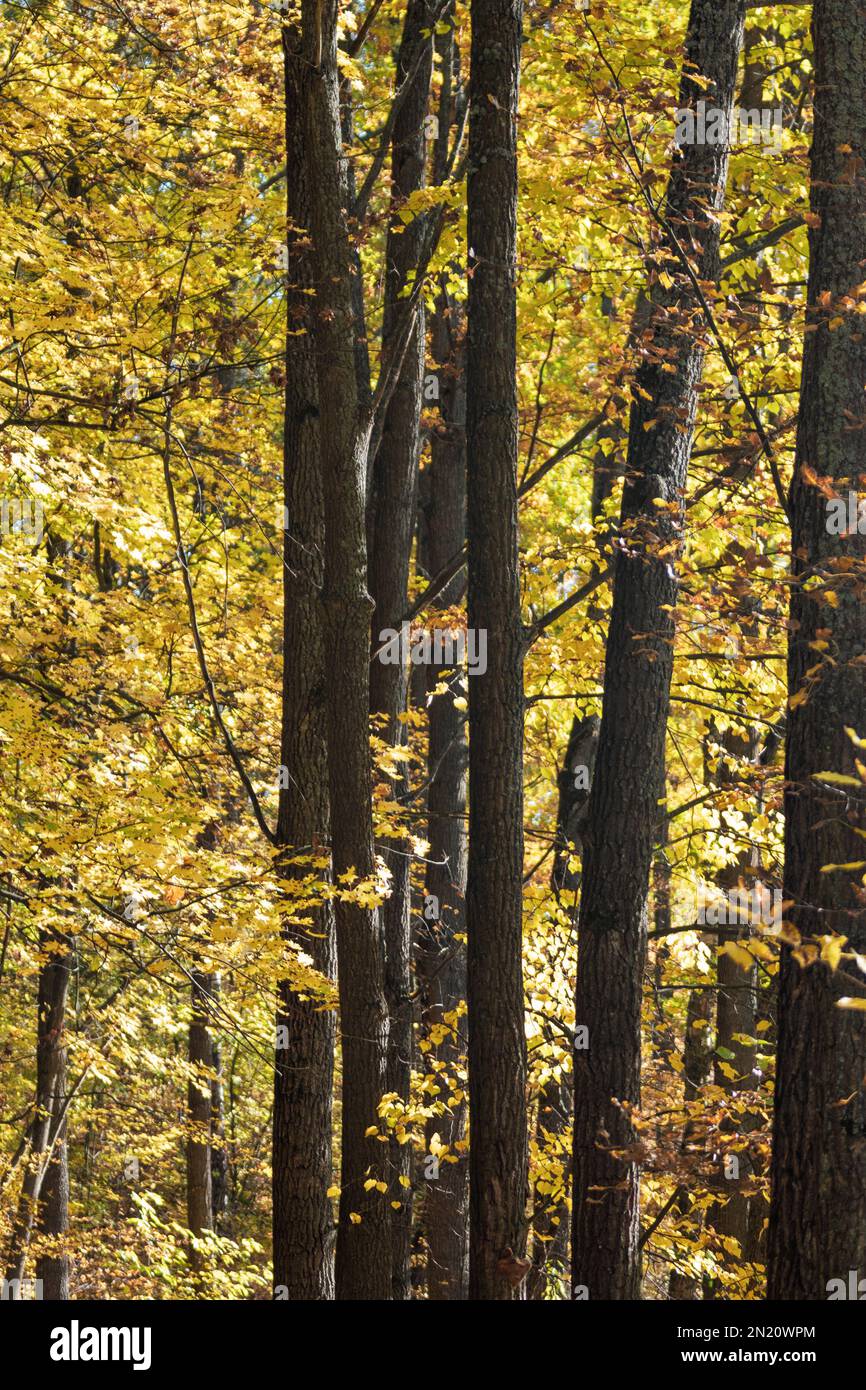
187 969 213 1243
299 0 391 1300
418 217 470 1298
271 19 337 1303
465 0 528 1302
6 928 72 1299
210 981 229 1236
668 987 713 1300
768 0 866 1299
572 0 745 1300
367 0 434 1301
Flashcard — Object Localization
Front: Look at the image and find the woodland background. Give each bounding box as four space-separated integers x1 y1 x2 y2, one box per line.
1 0 865 1302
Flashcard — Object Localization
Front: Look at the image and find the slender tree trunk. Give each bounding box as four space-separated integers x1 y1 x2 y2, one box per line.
768 0 866 1299
465 0 528 1302
528 1074 572 1300
668 987 713 1300
572 0 745 1300
270 20 337 1302
702 727 759 1295
299 0 391 1299
210 981 229 1236
6 927 72 1298
187 969 213 1243
367 0 434 1300
418 259 469 1300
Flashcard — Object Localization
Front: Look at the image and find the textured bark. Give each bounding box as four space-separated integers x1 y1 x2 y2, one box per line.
367 0 434 1300
270 22 337 1303
418 218 469 1299
668 987 713 1300
187 969 213 1242
210 992 229 1236
300 0 391 1300
572 0 744 1300
7 928 73 1300
702 728 760 1294
465 0 528 1302
768 0 866 1299
5 929 72 1296
528 1074 572 1300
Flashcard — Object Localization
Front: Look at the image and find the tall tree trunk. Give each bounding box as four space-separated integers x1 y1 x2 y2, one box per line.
668 987 713 1300
187 968 213 1243
572 0 745 1300
703 727 759 1295
6 927 72 1298
210 979 229 1236
465 0 528 1302
418 227 470 1298
768 0 866 1299
528 1074 572 1300
298 0 391 1300
271 20 337 1302
367 0 434 1301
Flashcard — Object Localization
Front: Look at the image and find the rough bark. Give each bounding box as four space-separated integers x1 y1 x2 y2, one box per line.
299 0 391 1300
528 1073 572 1301
767 0 866 1299
668 987 713 1300
465 0 528 1301
187 968 213 1243
270 20 337 1303
367 0 434 1301
6 928 72 1298
418 210 470 1298
572 0 745 1300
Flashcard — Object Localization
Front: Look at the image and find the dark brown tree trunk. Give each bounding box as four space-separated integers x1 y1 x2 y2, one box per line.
668 987 713 1300
187 969 213 1243
465 0 528 1302
271 20 337 1303
367 0 434 1301
299 0 391 1300
5 928 71 1295
210 983 229 1236
768 0 866 1299
703 727 760 1296
528 1074 572 1300
572 0 745 1300
6 928 73 1299
418 223 470 1299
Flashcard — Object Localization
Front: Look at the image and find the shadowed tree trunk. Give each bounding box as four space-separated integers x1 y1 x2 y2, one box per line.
5 926 73 1299
668 987 713 1300
418 201 469 1297
298 0 391 1299
367 0 434 1301
270 19 337 1302
210 979 229 1236
702 727 760 1296
465 0 528 1301
187 968 213 1244
768 0 866 1299
416 15 469 1301
572 0 745 1300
